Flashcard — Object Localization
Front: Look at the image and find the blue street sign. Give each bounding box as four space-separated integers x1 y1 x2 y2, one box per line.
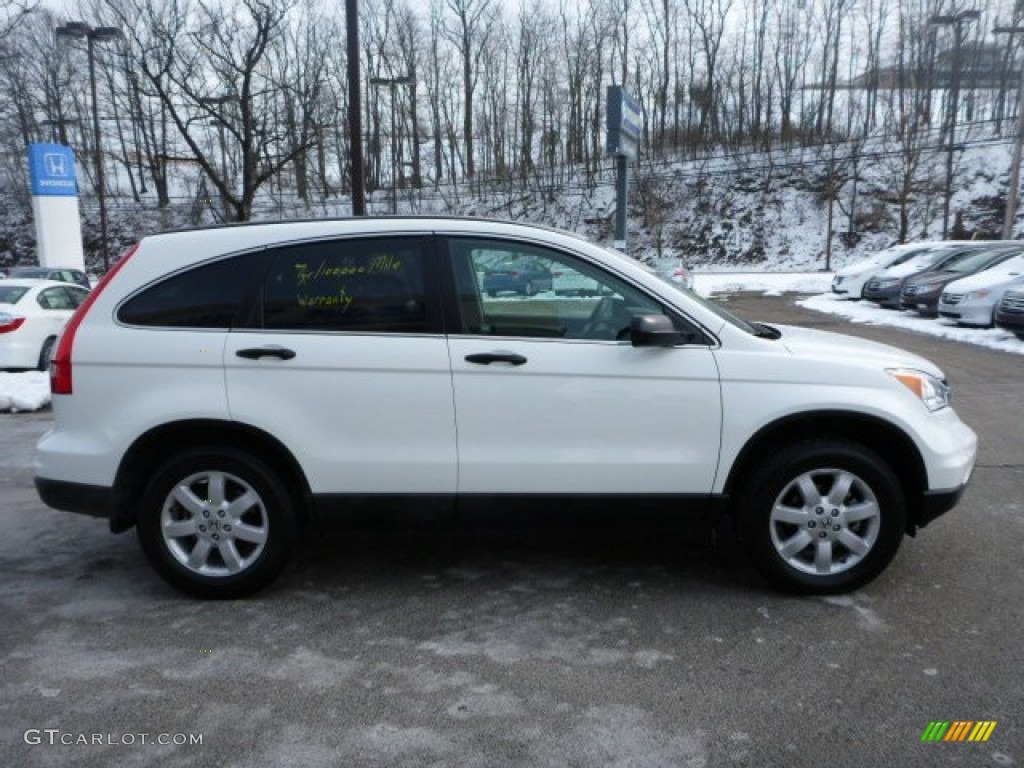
606 86 642 159
28 143 78 197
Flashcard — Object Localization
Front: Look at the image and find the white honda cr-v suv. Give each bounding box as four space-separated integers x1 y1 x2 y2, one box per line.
35 218 977 598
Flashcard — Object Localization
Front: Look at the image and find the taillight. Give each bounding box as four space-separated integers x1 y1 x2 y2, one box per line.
510 271 520 278
0 314 26 333
51 243 139 395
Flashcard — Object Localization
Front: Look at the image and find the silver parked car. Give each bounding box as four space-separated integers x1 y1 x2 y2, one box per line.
938 251 1024 327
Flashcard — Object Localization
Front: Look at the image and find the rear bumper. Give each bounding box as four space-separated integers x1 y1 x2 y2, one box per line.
35 476 114 519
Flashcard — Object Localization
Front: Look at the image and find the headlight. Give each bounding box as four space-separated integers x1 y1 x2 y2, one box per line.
965 289 991 300
876 278 899 288
887 368 950 411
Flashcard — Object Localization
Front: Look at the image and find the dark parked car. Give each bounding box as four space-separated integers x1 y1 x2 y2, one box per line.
482 257 553 297
7 266 91 290
900 246 1022 316
861 244 969 308
995 288 1024 339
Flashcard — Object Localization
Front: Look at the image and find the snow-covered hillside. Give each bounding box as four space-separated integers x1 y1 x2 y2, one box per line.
0 131 1018 275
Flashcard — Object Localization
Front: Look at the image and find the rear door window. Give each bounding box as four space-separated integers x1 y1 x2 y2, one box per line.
260 237 436 333
37 286 77 310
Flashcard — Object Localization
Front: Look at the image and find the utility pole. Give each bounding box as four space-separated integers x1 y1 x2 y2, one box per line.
55 22 123 272
995 25 1024 239
346 0 366 216
930 10 980 239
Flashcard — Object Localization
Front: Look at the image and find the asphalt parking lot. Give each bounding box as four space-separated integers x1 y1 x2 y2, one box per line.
1 293 1020 768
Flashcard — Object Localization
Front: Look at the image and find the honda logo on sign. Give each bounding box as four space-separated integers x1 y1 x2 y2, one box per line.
44 153 69 177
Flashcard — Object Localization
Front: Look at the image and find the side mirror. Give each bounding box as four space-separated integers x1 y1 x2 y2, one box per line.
629 314 686 347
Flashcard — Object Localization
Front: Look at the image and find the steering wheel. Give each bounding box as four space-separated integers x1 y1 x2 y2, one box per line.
582 296 630 340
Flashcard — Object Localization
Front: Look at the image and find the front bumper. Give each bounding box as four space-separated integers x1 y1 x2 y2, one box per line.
863 285 902 308
995 309 1024 333
916 484 968 529
937 300 995 326
901 293 941 315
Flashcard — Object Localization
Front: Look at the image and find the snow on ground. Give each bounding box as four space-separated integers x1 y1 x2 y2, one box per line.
0 372 50 413
798 292 1024 356
692 272 834 297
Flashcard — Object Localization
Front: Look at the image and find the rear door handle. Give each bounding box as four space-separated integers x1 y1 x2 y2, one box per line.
236 346 296 360
465 352 527 366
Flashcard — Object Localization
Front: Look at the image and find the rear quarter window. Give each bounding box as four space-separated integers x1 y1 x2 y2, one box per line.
118 253 269 328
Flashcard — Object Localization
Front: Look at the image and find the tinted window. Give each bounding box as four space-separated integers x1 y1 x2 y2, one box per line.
0 286 30 304
118 254 267 328
67 286 89 307
262 237 429 333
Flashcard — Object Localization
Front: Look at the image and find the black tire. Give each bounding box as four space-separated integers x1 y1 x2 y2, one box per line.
37 337 56 371
136 447 298 599
737 439 905 594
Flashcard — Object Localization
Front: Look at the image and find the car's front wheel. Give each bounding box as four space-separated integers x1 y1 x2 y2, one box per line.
136 447 297 598
737 439 905 594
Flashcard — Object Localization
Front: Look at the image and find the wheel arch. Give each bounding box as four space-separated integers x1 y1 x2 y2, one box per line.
722 410 928 534
111 419 312 533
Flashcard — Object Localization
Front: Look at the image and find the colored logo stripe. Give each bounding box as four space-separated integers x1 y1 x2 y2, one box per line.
944 721 972 741
921 721 996 742
969 722 997 742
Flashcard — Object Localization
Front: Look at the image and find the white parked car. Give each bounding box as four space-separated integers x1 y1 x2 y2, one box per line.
34 218 977 598
0 279 90 370
938 251 1024 327
832 241 959 299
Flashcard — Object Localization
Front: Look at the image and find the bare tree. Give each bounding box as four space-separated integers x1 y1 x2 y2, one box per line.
442 0 496 179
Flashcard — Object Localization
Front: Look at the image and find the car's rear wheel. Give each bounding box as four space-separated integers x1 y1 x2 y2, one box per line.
737 439 905 594
136 447 297 598
37 337 56 371
524 280 536 296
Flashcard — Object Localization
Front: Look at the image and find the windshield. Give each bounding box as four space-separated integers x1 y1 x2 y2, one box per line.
887 246 950 267
942 249 1014 274
0 286 30 304
983 252 1024 275
647 270 759 334
597 242 761 335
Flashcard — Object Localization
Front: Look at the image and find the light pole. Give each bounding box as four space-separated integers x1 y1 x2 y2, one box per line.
369 76 412 214
55 21 123 272
995 25 1024 239
930 10 980 239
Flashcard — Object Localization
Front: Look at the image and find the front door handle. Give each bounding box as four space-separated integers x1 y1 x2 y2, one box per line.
465 352 527 366
236 346 296 361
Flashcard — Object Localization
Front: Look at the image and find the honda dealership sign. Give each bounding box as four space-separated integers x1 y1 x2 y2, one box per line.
27 144 85 269
28 144 78 196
